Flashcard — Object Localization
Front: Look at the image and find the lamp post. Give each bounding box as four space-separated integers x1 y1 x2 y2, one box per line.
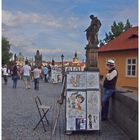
52 58 55 66
31 57 33 66
61 54 64 83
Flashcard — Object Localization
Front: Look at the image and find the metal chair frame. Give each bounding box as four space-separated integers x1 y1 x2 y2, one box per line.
33 96 50 132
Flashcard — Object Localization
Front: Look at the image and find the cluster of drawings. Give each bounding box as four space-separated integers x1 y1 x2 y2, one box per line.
67 91 85 115
70 75 81 87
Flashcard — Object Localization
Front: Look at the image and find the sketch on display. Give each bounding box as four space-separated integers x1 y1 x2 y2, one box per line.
87 72 99 89
66 117 76 131
87 113 99 130
66 91 86 116
76 118 86 130
87 91 100 113
66 91 86 130
51 67 62 83
67 72 86 89
87 91 100 130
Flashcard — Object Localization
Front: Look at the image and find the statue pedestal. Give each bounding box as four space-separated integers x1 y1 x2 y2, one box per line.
84 45 99 72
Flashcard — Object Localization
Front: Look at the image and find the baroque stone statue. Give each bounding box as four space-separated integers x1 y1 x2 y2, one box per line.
85 15 101 47
35 50 42 67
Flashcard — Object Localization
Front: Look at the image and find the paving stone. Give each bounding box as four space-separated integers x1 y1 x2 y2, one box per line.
2 79 130 140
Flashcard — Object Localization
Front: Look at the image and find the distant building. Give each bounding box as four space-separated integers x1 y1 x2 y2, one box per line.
65 51 85 71
43 51 85 71
16 52 25 66
73 51 79 64
98 26 138 90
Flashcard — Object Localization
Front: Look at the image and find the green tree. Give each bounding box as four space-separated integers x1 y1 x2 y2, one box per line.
99 19 132 47
124 19 132 31
2 37 13 65
111 21 124 37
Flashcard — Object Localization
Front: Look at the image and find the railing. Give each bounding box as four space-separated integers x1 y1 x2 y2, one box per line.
109 89 138 140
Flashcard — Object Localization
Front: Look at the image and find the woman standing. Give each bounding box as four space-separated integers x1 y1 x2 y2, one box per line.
33 65 41 90
12 63 20 88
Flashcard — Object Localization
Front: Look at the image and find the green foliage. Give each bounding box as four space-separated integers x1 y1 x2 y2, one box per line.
99 19 132 47
111 21 124 37
124 19 132 31
2 37 13 65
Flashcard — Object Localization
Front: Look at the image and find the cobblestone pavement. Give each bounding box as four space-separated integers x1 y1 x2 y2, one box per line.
2 79 130 140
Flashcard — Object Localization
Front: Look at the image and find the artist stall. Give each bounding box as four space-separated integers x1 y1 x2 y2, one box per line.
65 71 101 134
51 66 62 83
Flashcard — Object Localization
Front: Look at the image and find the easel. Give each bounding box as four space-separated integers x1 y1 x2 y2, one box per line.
52 75 66 136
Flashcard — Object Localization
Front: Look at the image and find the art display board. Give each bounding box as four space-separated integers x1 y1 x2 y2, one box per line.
86 72 100 89
66 91 86 131
87 91 100 130
51 67 62 83
67 72 87 89
66 71 101 132
67 71 99 89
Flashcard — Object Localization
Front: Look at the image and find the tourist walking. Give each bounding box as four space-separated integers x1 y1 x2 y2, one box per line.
2 64 8 85
101 59 118 121
33 65 41 90
12 63 20 88
43 65 48 82
22 60 31 89
48 64 51 82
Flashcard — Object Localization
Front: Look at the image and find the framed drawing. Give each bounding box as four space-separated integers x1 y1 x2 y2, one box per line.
66 91 86 130
51 68 62 83
66 117 76 131
75 118 86 130
87 72 100 89
87 90 100 113
66 91 86 117
87 90 100 130
87 113 99 130
67 72 86 89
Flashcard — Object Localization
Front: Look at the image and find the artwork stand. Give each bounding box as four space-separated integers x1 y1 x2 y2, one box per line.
65 71 101 135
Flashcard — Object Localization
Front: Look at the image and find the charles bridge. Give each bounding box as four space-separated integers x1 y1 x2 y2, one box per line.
2 79 138 140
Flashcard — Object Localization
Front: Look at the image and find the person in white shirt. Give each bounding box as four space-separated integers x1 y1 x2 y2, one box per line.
22 61 31 89
101 59 118 121
2 64 8 85
33 65 41 90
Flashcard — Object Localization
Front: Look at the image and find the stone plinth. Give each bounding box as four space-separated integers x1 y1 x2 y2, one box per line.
85 45 99 71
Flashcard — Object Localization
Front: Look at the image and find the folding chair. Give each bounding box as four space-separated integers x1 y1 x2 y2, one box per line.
33 96 51 132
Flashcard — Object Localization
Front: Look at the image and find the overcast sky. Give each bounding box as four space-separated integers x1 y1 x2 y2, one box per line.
2 0 138 62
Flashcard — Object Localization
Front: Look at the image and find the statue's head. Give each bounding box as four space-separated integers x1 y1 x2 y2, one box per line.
25 60 28 65
89 15 94 19
36 50 39 55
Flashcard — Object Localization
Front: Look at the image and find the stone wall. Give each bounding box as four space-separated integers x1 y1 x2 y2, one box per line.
109 90 138 140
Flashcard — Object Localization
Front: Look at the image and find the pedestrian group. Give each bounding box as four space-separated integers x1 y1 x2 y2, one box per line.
2 60 52 90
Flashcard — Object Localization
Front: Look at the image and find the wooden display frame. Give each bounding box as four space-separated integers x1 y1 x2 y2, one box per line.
65 71 101 134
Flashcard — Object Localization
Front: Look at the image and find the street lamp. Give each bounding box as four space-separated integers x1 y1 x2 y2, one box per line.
61 54 64 82
31 57 33 66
